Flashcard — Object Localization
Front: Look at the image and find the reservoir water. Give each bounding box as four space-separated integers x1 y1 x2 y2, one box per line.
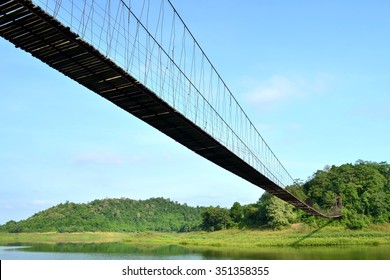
1 243 390 260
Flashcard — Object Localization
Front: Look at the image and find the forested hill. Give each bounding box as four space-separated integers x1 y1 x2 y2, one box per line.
290 160 390 228
1 161 389 233
0 198 205 233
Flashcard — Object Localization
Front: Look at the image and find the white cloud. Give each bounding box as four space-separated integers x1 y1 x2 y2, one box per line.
287 123 304 131
73 151 126 165
245 73 333 110
353 98 390 119
246 75 299 104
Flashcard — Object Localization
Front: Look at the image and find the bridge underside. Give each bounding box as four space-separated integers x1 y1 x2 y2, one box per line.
0 0 340 218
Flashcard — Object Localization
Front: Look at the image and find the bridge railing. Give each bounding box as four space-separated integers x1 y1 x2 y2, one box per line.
35 0 295 188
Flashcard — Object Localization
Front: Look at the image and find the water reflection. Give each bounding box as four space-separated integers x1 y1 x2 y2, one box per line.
0 243 203 260
1 243 390 260
202 245 390 260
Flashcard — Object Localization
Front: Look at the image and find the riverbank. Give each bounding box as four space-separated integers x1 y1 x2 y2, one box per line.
1 224 390 247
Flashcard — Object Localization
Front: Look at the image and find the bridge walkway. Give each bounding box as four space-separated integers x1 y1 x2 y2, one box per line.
0 0 341 218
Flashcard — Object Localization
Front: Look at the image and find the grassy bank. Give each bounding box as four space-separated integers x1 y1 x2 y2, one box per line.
1 224 390 247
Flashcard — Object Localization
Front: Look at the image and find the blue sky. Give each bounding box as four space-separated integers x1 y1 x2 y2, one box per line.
1 0 389 224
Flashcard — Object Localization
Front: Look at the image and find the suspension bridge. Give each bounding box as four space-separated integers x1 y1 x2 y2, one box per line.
0 0 341 218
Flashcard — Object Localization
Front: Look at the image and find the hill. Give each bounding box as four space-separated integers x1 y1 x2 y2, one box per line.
300 160 390 228
1 161 389 233
0 197 205 233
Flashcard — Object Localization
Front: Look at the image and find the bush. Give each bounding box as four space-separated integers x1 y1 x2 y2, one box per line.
346 219 367 230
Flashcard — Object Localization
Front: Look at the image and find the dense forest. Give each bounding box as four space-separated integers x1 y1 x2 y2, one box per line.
0 197 205 233
1 161 389 233
201 160 390 230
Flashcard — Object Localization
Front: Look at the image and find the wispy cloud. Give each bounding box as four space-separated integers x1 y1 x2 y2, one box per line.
31 199 54 207
353 98 390 119
287 123 304 131
246 75 298 104
245 74 333 110
73 151 126 165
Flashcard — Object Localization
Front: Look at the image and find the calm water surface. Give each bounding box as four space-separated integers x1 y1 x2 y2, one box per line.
1 243 390 260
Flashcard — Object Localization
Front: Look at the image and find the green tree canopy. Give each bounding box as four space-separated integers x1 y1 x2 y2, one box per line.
201 206 232 231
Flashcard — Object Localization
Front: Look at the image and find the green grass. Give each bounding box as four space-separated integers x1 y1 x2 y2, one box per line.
0 232 130 244
1 224 390 248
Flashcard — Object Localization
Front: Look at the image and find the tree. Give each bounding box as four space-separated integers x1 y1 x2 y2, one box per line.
255 193 297 229
266 196 297 229
230 202 244 224
201 206 232 231
242 203 261 227
2 220 23 233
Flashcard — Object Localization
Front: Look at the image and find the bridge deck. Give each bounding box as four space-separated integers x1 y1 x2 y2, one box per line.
0 0 340 218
